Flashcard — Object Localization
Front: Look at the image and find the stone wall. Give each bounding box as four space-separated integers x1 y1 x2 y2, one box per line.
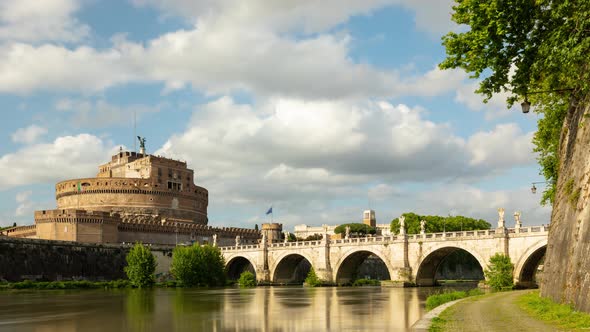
0 237 174 282
55 177 208 224
541 97 590 312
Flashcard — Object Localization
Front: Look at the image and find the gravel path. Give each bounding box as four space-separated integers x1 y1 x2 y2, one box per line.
438 290 557 332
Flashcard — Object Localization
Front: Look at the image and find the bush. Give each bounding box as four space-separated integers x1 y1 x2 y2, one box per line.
304 267 322 287
238 271 256 288
171 243 226 287
125 243 157 288
484 253 514 291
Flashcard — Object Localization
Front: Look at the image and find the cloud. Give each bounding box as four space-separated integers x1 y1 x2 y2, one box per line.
55 98 162 128
155 96 537 229
455 81 516 119
0 2 466 97
0 0 89 43
15 190 33 216
0 43 137 94
132 0 456 36
467 123 535 168
11 124 48 144
0 134 116 190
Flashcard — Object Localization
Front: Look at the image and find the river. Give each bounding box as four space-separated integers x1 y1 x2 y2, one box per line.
0 286 472 332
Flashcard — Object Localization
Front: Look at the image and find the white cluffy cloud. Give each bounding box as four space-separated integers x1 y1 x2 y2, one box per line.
11 124 48 144
0 0 89 43
0 134 116 190
15 190 33 216
55 98 162 128
155 96 536 228
0 30 466 98
132 0 455 36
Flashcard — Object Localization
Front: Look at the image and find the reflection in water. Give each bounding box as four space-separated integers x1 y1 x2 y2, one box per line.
126 290 154 332
0 285 474 332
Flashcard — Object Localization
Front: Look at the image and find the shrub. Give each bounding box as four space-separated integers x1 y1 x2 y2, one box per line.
125 243 157 288
238 271 256 288
171 243 226 287
484 253 514 291
304 267 322 287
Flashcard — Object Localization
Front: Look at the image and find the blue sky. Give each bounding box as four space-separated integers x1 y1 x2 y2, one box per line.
0 0 551 230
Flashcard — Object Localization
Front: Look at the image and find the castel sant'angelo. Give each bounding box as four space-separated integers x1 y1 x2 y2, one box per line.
3 142 260 246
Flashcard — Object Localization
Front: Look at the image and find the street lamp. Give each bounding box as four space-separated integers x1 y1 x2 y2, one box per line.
531 181 550 194
520 88 574 114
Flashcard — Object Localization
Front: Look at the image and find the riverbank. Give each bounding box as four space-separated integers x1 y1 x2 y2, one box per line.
428 290 590 331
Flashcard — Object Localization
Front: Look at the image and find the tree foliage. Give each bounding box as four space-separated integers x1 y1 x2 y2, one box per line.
440 0 590 204
238 271 256 288
484 253 514 290
171 244 226 287
304 267 322 287
390 212 490 234
334 223 377 236
124 243 157 288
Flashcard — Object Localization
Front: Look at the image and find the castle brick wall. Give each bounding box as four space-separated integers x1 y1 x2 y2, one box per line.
0 237 174 282
55 178 208 224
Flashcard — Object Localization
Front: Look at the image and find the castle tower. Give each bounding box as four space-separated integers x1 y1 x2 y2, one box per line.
261 223 283 243
363 210 376 227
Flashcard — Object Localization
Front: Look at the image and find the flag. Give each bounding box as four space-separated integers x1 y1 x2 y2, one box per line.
266 207 273 215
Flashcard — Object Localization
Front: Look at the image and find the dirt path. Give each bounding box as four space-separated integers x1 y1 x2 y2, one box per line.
438 290 557 332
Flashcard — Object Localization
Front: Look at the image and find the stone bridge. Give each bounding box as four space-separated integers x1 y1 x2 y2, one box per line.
221 225 548 287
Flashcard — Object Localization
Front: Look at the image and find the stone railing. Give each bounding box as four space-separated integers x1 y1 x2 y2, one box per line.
218 225 549 251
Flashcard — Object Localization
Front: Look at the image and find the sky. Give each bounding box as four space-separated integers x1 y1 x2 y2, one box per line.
0 0 552 231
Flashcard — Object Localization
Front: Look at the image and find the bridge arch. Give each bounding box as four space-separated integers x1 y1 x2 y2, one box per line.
415 245 486 286
271 251 315 284
333 248 394 285
513 239 547 288
225 255 258 281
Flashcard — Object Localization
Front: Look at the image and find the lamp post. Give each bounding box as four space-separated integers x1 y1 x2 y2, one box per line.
531 181 550 194
520 88 574 113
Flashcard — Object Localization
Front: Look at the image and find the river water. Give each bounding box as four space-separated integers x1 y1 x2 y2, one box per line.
0 286 467 332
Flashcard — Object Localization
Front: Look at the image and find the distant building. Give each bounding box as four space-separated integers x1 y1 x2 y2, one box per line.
3 150 259 246
293 210 391 239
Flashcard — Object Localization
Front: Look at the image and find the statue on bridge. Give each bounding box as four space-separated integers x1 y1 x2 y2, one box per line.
212 234 217 247
235 235 241 247
345 226 350 240
514 211 522 230
420 220 426 235
399 215 406 235
284 231 289 243
497 207 505 228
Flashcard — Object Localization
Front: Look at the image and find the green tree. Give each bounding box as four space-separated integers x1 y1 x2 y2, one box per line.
170 244 226 287
254 224 259 231
390 213 490 234
124 243 157 288
484 253 514 291
238 271 256 288
304 267 322 287
440 0 590 204
334 223 376 236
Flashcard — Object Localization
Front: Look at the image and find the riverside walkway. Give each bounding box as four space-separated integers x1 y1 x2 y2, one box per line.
430 290 555 332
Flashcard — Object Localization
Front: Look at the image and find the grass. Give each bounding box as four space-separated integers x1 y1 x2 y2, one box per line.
351 278 380 286
0 279 182 290
517 291 590 330
0 280 132 290
425 288 484 310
